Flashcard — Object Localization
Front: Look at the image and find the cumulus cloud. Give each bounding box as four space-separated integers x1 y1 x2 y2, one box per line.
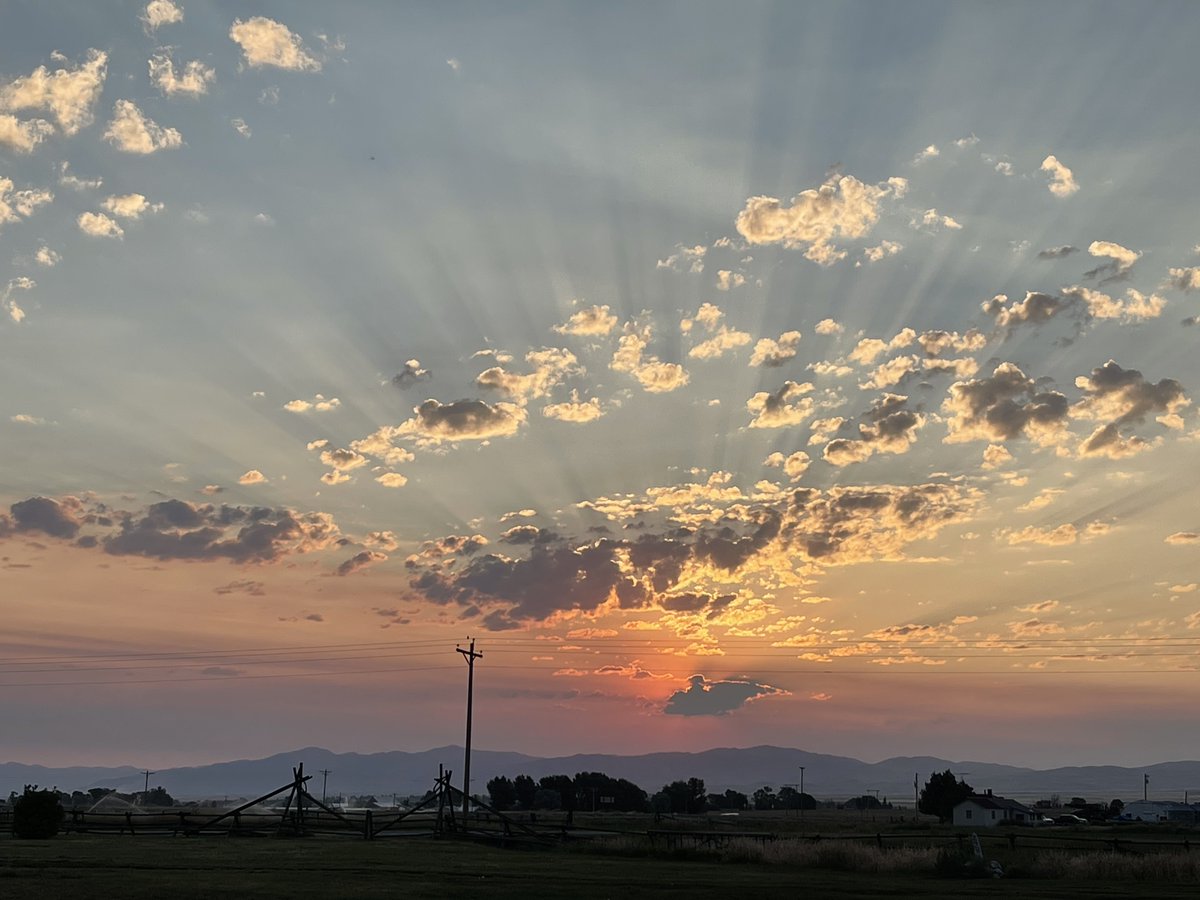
149 52 215 96
77 211 124 239
0 114 55 152
35 246 60 267
912 144 939 164
859 355 920 390
1061 285 1165 322
0 49 107 136
102 193 163 219
765 450 811 482
747 381 815 428
391 359 430 389
1165 532 1200 545
1038 245 1078 260
284 394 340 413
1086 240 1140 281
913 209 962 231
981 443 1013 469
814 318 843 336
1072 359 1188 458
141 0 183 31
397 398 527 444
231 117 251 138
734 174 906 265
319 448 368 483
1165 267 1200 292
981 291 1071 332
0 178 53 229
917 329 986 357
943 362 1070 446
375 472 408 488
554 304 618 336
862 239 903 263
58 162 101 191
749 331 802 367
238 469 267 485
9 496 84 538
823 393 925 466
104 100 182 153
336 550 387 576
1041 155 1079 197
543 391 603 423
610 329 689 393
715 269 746 291
656 244 706 274
230 17 321 71
3 276 35 322
663 674 789 716
476 347 579 404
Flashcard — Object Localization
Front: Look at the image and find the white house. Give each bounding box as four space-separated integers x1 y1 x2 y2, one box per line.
952 791 1036 827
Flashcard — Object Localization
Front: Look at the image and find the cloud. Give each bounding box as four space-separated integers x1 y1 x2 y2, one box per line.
764 450 811 482
34 246 60 266
58 162 101 191
859 355 920 390
336 550 387 576
1086 240 1140 280
912 144 939 164
319 448 368 483
284 394 340 413
1072 359 1188 458
214 579 266 596
543 391 603 423
3 276 35 322
0 178 53 230
611 329 689 393
10 414 47 425
554 303 618 336
1166 532 1200 545
391 359 430 389
913 209 962 231
0 114 55 152
397 398 527 443
943 362 1070 446
862 240 903 263
749 331 802 367
476 347 579 404
656 244 706 274
1060 286 1165 322
1018 488 1064 512
9 496 83 538
916 329 986 357
1004 523 1078 546
230 17 321 71
77 211 124 239
104 99 182 153
238 469 268 485
715 269 746 291
1041 154 1079 197
663 674 789 716
1038 245 1078 259
231 117 251 138
981 443 1013 470
102 193 163 219
814 318 843 336
822 393 925 466
734 174 906 265
747 381 815 428
375 472 408 488
1166 267 1200 292
141 0 183 31
0 49 107 136
149 52 215 97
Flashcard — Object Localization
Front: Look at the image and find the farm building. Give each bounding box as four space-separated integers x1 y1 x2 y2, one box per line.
1119 801 1200 824
952 791 1037 827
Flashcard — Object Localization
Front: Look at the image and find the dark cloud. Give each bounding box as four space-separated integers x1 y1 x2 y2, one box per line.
214 579 267 596
10 496 82 538
392 359 431 389
335 549 387 576
401 398 526 442
982 291 1074 332
663 674 788 716
1037 245 1078 259
1075 360 1188 458
943 362 1069 444
823 393 925 465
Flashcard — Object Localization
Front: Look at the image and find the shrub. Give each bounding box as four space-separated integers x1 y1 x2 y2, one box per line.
12 785 64 839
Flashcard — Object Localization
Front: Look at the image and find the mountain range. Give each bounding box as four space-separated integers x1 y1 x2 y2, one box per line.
4 746 1193 805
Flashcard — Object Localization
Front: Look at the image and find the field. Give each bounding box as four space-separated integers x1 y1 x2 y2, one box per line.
5 808 1200 899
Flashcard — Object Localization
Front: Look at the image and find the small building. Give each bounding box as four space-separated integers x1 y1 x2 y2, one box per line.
1119 800 1199 824
952 791 1036 827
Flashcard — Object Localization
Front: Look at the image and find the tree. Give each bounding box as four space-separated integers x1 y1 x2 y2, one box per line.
13 785 64 839
513 774 537 810
486 776 516 811
1108 798 1125 818
707 789 748 811
752 786 776 810
538 775 576 811
660 778 706 814
918 770 973 823
139 786 176 807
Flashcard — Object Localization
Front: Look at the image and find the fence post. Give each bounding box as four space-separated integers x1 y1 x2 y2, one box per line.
365 809 373 841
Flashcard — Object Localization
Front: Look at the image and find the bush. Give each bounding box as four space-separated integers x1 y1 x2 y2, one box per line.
12 785 64 839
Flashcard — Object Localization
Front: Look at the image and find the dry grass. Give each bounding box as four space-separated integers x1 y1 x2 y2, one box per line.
1012 849 1200 881
722 838 939 872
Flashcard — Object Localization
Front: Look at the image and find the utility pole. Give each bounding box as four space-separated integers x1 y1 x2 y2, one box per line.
1144 773 1149 802
457 638 483 821
142 770 155 794
799 766 806 827
914 773 919 814
320 769 331 804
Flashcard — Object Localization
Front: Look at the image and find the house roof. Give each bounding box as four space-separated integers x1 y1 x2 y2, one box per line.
958 794 1035 815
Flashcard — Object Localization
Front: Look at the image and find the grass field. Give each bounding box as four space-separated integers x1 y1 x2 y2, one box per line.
5 830 1200 899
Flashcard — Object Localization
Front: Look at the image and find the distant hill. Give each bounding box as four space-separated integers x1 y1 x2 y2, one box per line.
3 746 1191 805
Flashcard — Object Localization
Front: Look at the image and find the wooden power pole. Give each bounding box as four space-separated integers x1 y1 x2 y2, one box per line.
457 638 483 821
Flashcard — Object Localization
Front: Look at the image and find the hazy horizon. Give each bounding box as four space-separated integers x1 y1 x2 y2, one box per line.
3 1 1199 773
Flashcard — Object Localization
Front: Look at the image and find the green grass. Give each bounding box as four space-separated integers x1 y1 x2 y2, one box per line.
4 833 1200 899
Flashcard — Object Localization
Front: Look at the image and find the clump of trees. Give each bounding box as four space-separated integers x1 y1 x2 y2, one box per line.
751 785 817 811
919 770 973 822
12 785 65 839
486 771 648 812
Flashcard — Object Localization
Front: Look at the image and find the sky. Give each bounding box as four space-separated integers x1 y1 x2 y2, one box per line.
2 1 1200 773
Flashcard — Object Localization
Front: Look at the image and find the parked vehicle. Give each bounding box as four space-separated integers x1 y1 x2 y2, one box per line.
1054 814 1088 825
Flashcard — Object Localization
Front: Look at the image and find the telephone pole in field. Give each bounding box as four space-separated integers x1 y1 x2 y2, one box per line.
142 770 155 794
457 638 483 820
320 769 332 804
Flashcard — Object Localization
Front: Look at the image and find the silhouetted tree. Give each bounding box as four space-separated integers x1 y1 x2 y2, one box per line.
13 785 64 839
538 775 576 811
752 786 776 810
513 774 537 810
661 778 707 814
707 789 749 811
919 770 973 823
486 776 516 811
